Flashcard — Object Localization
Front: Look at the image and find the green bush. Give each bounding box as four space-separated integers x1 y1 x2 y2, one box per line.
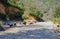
29 8 43 20
53 5 60 18
15 12 23 19
22 14 29 20
22 7 43 20
0 13 6 20
52 18 60 23
53 4 60 23
8 0 24 10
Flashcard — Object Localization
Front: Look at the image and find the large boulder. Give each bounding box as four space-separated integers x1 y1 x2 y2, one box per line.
24 15 37 23
5 6 20 15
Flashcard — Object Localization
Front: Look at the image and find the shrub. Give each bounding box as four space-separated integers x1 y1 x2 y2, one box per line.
22 7 43 20
52 18 60 23
0 13 6 20
53 4 60 23
29 8 43 20
8 11 23 20
15 12 23 20
53 5 60 18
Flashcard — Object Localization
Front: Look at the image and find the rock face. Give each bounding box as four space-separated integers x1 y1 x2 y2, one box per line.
0 3 5 14
24 15 37 23
0 2 20 15
5 7 20 15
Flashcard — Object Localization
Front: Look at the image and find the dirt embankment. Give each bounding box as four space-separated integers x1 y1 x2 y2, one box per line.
0 2 20 14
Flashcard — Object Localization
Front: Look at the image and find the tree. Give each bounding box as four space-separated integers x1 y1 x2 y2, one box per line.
53 4 60 18
8 0 24 10
53 4 60 23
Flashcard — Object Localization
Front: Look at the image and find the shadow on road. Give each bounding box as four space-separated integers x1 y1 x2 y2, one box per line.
0 29 57 39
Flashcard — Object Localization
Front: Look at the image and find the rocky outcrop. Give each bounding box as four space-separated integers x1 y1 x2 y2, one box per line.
5 6 20 15
24 15 37 23
0 3 5 14
0 2 20 14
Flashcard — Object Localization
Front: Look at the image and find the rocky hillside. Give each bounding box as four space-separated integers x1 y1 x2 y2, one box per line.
0 0 60 22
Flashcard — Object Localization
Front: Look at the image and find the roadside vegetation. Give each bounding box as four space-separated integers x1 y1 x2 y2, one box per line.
52 4 60 23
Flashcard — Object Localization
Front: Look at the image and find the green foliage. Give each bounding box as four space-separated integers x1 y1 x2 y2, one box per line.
1 0 60 21
52 4 60 23
0 13 6 20
29 8 43 20
15 12 23 19
22 7 43 20
8 0 24 10
22 14 29 19
0 0 8 3
52 18 60 23
53 4 60 18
